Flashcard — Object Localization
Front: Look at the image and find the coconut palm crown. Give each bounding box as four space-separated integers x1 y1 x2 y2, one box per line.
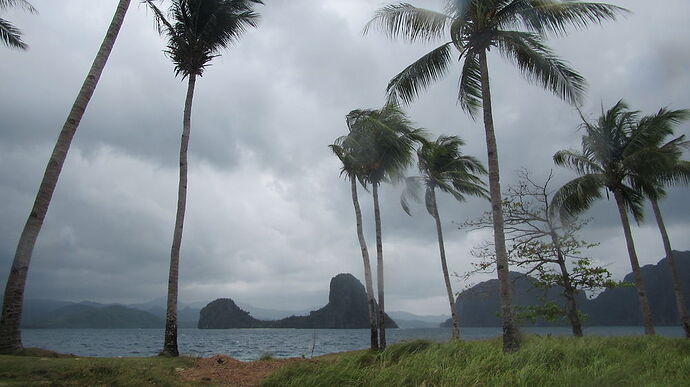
365 0 626 113
551 101 687 222
147 0 263 78
402 135 488 217
0 0 36 49
346 104 426 186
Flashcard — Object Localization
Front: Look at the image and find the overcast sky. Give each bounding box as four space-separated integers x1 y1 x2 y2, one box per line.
1 0 688 315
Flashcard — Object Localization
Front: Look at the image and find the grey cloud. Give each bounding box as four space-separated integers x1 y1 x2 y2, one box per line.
0 0 688 315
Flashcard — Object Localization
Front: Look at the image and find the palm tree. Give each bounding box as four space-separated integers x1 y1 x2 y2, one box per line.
0 0 36 49
551 100 686 336
347 104 424 348
329 124 379 350
401 135 487 339
0 0 131 354
628 108 690 338
145 0 263 357
365 0 626 352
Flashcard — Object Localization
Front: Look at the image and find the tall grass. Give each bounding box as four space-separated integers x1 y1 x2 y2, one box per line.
262 336 690 386
0 353 203 386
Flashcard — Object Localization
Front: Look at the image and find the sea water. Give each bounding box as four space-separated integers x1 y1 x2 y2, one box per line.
22 326 684 361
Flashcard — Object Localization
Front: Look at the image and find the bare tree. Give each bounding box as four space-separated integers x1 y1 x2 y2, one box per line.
465 170 617 336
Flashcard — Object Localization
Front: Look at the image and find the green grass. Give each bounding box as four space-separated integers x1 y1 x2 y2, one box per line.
0 350 211 386
262 336 690 387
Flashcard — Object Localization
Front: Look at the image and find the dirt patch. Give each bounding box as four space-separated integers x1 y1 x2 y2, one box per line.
178 354 313 386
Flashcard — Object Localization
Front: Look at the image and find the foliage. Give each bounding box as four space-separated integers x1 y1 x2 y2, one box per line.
552 100 689 222
340 104 426 187
365 0 627 114
263 336 690 387
145 0 263 77
465 171 618 323
401 135 487 216
0 0 35 49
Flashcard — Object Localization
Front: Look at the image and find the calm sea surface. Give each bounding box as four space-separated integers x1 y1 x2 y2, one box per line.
22 326 684 361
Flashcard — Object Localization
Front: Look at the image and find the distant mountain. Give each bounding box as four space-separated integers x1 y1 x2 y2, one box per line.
388 311 450 329
441 251 690 327
582 250 690 326
198 273 398 329
28 304 163 329
126 299 200 328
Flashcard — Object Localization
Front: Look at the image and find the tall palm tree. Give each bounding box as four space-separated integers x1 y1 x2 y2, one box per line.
347 104 424 348
365 0 626 352
0 0 131 354
330 125 379 350
551 101 686 336
628 108 690 338
0 0 35 49
146 0 263 357
401 135 487 339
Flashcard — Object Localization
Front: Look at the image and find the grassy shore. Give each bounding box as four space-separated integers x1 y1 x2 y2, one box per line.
263 335 690 387
1 336 688 386
0 348 208 386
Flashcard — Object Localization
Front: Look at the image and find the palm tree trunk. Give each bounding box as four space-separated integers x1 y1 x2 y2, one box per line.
162 73 197 357
372 182 386 349
612 189 655 335
430 189 460 339
350 178 379 350
650 197 690 338
478 49 520 352
0 0 131 354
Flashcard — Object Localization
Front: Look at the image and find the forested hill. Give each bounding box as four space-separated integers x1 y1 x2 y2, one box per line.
22 304 163 329
442 251 690 327
198 273 398 329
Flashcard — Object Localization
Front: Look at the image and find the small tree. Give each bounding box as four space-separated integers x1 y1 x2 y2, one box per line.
465 171 616 336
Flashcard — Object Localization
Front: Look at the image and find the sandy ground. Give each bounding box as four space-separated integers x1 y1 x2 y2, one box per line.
177 354 315 386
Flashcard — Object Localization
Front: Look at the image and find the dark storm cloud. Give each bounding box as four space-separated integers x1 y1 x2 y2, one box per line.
0 0 688 314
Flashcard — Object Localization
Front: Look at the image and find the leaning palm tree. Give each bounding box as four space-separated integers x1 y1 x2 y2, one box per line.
401 135 487 339
0 0 131 354
329 127 379 350
347 104 425 348
0 0 36 49
365 0 626 352
145 0 263 357
628 108 690 338
551 100 686 336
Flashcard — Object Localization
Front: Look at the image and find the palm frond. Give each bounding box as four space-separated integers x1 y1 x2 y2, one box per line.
458 49 482 117
0 0 35 12
518 0 628 37
0 17 26 49
364 3 450 42
495 30 586 106
550 174 605 221
400 176 424 216
625 108 690 155
553 149 603 175
386 42 453 105
617 184 645 223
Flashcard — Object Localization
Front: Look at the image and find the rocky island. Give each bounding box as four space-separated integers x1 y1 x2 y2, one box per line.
198 273 397 329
